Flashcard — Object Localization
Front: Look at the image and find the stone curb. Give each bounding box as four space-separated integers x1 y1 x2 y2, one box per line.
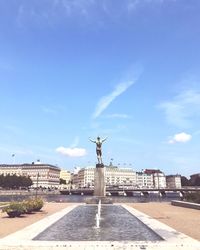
171 200 200 210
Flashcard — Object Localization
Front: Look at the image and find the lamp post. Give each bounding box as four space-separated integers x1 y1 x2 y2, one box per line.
35 172 39 198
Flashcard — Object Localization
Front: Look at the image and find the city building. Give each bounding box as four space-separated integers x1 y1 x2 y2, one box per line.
60 170 72 184
71 173 79 189
0 164 22 176
166 175 182 188
0 161 60 188
105 166 136 187
144 169 166 188
72 165 137 188
136 172 153 188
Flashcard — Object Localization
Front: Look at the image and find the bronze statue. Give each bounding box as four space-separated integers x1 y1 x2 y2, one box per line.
89 136 107 164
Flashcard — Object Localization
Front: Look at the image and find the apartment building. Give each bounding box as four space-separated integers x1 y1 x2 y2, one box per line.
166 175 182 188
72 165 137 188
0 161 60 188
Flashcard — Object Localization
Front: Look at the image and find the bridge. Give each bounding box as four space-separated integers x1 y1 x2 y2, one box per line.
60 187 200 197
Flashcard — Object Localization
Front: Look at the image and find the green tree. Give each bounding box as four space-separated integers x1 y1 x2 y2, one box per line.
194 176 200 186
0 174 33 189
181 176 190 186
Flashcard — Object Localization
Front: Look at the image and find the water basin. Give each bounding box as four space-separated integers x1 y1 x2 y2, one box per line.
34 205 163 241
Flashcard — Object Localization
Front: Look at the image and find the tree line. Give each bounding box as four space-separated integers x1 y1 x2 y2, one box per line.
0 174 33 189
181 176 200 186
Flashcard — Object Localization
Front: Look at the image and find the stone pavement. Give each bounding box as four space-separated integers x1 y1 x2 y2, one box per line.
0 203 199 250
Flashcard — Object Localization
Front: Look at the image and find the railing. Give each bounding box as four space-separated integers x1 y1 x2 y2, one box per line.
60 187 200 195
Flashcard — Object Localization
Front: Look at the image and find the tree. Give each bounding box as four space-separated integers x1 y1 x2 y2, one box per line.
181 176 190 186
0 174 33 189
194 176 200 186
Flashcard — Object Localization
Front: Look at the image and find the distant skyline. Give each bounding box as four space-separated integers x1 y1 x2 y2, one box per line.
0 0 200 177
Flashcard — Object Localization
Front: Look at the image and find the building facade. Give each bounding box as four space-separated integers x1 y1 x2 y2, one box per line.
72 165 137 189
166 175 182 188
106 166 136 187
136 172 153 188
0 161 60 188
144 169 166 188
60 170 71 183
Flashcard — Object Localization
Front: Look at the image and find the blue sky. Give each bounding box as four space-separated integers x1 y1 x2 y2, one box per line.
0 0 200 177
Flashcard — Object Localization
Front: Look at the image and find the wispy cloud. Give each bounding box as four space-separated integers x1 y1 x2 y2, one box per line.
159 89 200 128
56 146 87 157
93 68 141 119
16 0 95 27
168 132 192 144
127 0 175 12
104 113 131 119
14 0 174 28
59 0 95 17
93 81 133 119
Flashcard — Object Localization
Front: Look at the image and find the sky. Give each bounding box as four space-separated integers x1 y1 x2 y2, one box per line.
0 0 200 177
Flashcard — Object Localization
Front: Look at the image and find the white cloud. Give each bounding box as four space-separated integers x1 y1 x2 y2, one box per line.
56 146 87 157
168 132 192 144
159 89 200 128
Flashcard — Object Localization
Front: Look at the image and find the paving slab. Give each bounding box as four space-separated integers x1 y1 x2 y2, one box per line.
0 204 199 250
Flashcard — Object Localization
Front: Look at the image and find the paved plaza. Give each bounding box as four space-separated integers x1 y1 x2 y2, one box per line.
0 202 199 250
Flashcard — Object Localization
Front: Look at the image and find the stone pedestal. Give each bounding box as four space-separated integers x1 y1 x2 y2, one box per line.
84 163 113 204
94 165 105 197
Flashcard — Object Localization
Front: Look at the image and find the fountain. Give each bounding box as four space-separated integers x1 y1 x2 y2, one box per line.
98 199 101 219
33 138 161 241
34 205 163 241
31 138 168 242
95 199 101 228
95 213 100 228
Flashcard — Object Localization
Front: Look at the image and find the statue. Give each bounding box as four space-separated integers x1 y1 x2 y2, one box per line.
89 136 108 165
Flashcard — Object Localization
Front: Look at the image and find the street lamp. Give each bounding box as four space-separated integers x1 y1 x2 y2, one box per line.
35 172 39 198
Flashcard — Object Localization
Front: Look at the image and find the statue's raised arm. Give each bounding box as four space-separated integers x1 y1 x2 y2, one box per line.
89 138 96 143
102 137 108 143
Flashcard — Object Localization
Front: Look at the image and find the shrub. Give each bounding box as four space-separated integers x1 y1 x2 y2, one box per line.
32 197 44 211
185 192 200 204
22 200 35 214
2 201 26 217
2 198 44 218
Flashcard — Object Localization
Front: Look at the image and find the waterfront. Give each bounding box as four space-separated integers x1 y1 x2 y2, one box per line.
0 192 181 203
